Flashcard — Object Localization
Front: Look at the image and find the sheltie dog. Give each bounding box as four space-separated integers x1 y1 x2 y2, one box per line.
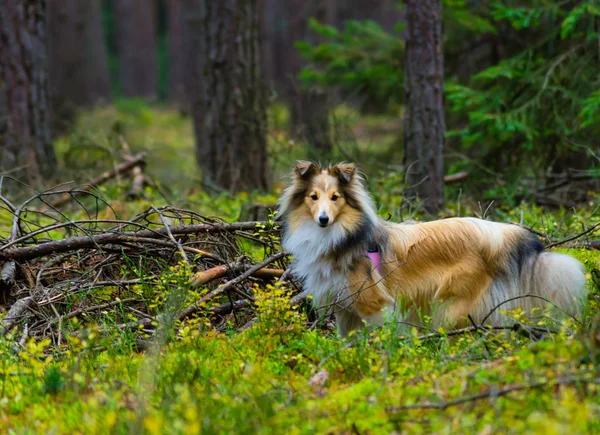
278 161 587 337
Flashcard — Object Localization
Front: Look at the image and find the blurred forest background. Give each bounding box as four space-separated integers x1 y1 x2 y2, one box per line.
2 0 599 216
2 2 600 432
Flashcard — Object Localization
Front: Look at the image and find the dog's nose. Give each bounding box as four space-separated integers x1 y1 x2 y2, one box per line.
319 215 329 226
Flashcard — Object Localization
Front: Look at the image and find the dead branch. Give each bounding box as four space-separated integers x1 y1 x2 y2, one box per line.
178 252 287 321
126 165 146 200
1 260 16 286
211 299 251 316
48 153 146 208
545 222 600 249
191 261 283 287
443 171 469 184
46 297 143 326
385 375 597 412
558 239 600 250
1 296 33 336
0 221 275 261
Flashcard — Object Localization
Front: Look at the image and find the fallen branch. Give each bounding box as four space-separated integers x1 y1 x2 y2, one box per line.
385 375 597 412
546 222 600 249
558 239 600 250
126 165 147 200
210 299 252 316
443 171 469 184
46 297 143 326
191 262 283 287
1 296 33 336
178 252 287 321
0 221 276 261
48 153 147 208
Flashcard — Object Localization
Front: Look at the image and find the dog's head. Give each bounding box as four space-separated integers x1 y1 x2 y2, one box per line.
278 161 365 229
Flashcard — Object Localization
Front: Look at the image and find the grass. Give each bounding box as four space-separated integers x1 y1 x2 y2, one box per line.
0 100 599 433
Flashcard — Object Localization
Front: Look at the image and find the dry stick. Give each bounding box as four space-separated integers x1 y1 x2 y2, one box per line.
127 165 146 200
150 206 189 263
178 252 287 321
509 222 548 239
545 222 600 249
211 299 252 315
443 171 469 184
0 221 274 261
385 376 597 412
46 298 143 326
191 261 283 287
559 239 600 249
48 153 147 208
1 297 34 336
10 180 77 242
0 260 16 285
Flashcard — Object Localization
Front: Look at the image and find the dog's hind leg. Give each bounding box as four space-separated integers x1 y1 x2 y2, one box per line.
431 259 492 328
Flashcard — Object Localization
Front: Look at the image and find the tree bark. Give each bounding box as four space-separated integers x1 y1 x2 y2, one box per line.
191 0 270 192
167 0 185 105
48 0 111 131
0 0 56 184
87 0 112 104
403 0 445 213
286 0 333 155
115 0 157 99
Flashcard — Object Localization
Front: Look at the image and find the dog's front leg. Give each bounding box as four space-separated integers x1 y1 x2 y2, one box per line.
333 307 365 337
345 258 401 332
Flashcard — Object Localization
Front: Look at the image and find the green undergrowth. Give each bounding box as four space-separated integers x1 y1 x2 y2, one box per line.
1 277 599 433
1 102 600 433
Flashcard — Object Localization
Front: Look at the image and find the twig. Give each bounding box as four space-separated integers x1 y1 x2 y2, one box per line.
150 206 189 264
127 165 146 200
545 222 600 249
178 252 287 321
1 297 34 336
46 298 142 326
0 260 16 286
385 375 596 412
210 299 252 315
509 222 547 239
48 153 147 208
558 239 600 250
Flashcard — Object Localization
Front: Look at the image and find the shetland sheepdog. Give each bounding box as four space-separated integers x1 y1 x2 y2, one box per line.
278 161 587 336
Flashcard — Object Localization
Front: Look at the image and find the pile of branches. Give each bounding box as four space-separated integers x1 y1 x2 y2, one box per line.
0 177 291 346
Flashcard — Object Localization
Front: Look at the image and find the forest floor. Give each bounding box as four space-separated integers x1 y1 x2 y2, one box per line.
0 100 599 434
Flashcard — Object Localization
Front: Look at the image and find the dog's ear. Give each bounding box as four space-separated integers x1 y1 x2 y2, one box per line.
332 162 356 183
294 161 317 179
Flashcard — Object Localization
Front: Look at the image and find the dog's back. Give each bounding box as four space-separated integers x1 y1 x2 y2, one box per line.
379 217 587 327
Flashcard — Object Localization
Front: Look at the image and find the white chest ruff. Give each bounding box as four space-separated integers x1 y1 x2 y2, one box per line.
282 222 352 310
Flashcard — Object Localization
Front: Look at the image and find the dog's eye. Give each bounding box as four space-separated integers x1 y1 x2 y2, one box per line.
310 194 318 201
331 194 339 201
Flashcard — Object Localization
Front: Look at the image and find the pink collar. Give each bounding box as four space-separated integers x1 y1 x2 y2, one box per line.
366 249 382 274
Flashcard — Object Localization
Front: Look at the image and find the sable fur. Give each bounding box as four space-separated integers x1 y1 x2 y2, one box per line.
279 161 588 337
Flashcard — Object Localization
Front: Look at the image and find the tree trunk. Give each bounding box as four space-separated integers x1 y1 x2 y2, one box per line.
0 0 56 184
191 0 270 192
286 0 333 156
167 0 185 105
48 0 111 132
87 0 111 104
115 0 157 99
403 0 445 213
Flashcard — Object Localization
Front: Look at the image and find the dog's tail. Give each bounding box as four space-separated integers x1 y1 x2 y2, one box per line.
520 251 587 317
